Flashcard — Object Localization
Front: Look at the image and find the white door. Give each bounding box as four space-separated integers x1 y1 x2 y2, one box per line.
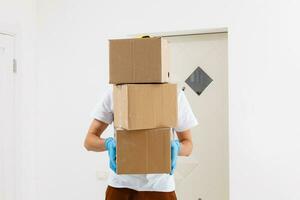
167 33 228 200
0 33 16 200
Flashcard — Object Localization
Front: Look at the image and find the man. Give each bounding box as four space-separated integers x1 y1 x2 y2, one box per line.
84 86 198 200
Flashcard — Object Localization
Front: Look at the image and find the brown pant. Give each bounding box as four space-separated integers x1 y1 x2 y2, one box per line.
105 186 177 200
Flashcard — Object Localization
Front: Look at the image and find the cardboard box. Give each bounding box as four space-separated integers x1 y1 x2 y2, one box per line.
116 128 171 174
109 37 170 84
113 83 177 130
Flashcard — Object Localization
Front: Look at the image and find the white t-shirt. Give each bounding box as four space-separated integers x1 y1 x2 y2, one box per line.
91 85 198 192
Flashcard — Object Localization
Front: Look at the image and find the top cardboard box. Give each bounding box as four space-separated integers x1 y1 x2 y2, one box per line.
109 37 170 84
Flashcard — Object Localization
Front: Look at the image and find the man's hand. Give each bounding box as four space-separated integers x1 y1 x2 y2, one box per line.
105 137 117 173
170 129 193 175
84 119 117 172
170 139 181 175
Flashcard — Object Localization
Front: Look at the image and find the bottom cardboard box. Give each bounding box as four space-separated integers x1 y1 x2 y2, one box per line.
116 128 171 174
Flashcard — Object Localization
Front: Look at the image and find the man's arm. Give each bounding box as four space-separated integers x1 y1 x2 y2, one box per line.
176 129 193 156
84 119 109 152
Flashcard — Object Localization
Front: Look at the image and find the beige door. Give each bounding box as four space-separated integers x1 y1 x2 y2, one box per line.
167 32 228 200
0 33 16 200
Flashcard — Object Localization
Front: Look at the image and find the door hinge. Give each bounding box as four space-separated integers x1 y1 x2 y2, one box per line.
13 58 17 73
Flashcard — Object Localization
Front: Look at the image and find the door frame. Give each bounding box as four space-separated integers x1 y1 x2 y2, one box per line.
128 27 228 38
0 24 23 200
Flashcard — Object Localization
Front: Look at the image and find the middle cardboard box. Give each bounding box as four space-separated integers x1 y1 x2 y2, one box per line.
113 83 178 130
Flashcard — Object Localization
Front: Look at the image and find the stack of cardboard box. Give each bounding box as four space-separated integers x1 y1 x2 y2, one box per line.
109 37 178 174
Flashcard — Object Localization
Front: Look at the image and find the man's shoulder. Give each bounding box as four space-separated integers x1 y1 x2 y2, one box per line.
99 85 113 104
104 85 113 95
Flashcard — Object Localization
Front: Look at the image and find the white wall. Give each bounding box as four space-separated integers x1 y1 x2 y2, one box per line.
229 1 300 199
26 0 300 200
0 1 37 200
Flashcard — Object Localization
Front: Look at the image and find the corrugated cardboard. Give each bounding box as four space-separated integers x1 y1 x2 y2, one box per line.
116 128 171 174
109 37 170 84
113 83 177 130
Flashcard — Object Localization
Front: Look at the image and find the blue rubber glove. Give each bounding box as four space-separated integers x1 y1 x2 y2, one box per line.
104 137 116 173
170 139 180 175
